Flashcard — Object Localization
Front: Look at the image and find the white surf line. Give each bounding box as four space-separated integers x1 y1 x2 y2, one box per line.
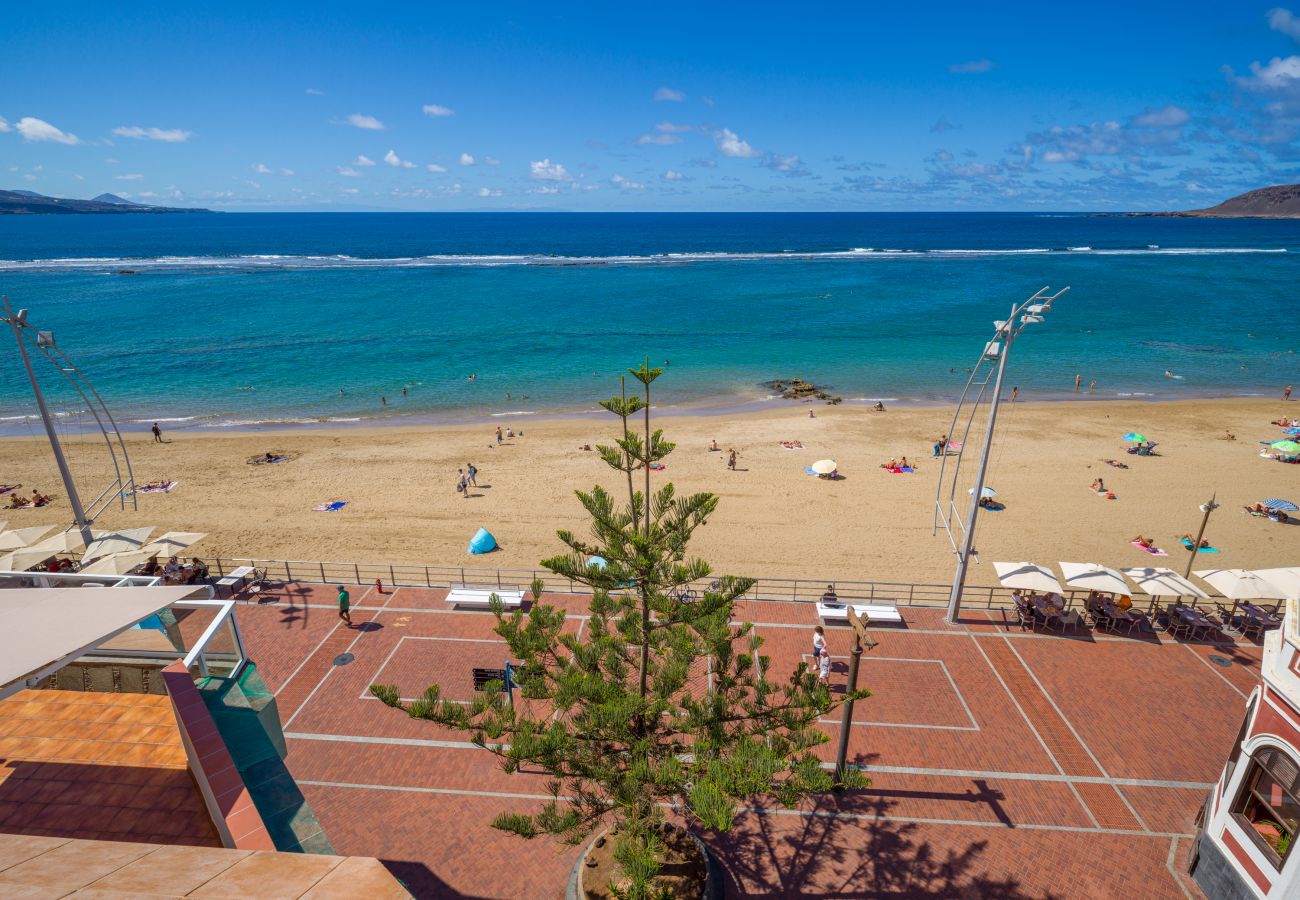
965 633 1102 830
1182 643 1249 701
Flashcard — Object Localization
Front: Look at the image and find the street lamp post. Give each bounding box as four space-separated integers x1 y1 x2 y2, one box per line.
1183 494 1220 579
937 288 1068 625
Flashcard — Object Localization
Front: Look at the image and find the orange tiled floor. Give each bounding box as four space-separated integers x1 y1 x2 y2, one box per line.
0 689 220 846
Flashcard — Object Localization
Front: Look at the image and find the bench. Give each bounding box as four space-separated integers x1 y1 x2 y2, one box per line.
447 587 526 610
816 600 904 625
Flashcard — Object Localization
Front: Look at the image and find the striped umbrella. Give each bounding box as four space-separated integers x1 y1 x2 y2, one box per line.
1263 499 1299 512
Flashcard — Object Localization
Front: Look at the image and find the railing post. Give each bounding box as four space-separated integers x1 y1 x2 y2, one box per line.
425 567 431 588
792 580 799 601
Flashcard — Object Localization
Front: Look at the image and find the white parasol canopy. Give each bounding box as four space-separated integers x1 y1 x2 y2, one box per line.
0 525 56 551
0 547 59 572
1251 567 1300 603
810 459 838 475
141 531 207 557
1193 568 1289 601
1121 566 1209 598
81 527 155 564
78 550 157 576
993 562 1063 593
25 530 88 555
1058 562 1129 596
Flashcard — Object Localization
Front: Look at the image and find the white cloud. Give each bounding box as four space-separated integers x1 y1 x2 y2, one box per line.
662 169 684 181
252 163 273 174
459 152 475 166
949 59 995 74
345 113 384 130
340 187 359 194
426 162 447 173
484 155 500 166
654 87 685 102
701 96 716 108
530 159 570 180
280 168 294 176
611 174 644 189
23 174 36 182
33 165 42 172
0 117 10 132
531 185 561 194
384 149 416 168
353 155 376 166
104 158 118 164
74 173 84 180
336 166 361 177
16 117 79 144
638 133 682 145
113 125 191 142
716 128 759 158
1134 105 1190 127
422 104 454 117
115 173 144 181
478 187 502 197
1270 7 1300 41
1242 55 1300 89
306 88 324 95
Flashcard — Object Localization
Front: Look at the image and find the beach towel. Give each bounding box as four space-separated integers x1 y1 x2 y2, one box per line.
136 481 177 494
889 466 914 474
1179 538 1220 553
0 486 18 496
1089 487 1117 500
804 466 818 475
312 501 348 512
1131 541 1168 556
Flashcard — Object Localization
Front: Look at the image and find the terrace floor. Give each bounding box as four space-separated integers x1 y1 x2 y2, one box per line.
234 582 1260 898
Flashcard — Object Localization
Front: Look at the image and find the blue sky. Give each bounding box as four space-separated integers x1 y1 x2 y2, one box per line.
5 2 1300 211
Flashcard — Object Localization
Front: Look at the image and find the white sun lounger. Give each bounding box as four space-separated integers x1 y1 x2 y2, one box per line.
447 587 526 610
816 600 904 625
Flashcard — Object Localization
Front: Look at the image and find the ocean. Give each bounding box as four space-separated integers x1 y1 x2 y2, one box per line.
0 211 1297 433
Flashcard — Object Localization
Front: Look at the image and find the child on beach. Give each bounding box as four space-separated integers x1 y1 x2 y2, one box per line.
466 463 478 487
727 449 737 470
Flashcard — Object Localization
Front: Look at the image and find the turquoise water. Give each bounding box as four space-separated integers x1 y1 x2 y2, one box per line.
0 212 1297 431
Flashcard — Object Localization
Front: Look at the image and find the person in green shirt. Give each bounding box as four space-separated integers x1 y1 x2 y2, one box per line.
336 585 352 626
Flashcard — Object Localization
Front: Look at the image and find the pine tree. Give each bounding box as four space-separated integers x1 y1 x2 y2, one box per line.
372 360 868 898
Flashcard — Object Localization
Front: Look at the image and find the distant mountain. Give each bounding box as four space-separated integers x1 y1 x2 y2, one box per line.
1141 184 1300 218
0 189 212 215
90 193 141 207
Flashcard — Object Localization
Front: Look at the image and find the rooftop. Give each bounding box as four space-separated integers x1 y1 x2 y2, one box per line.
225 581 1272 898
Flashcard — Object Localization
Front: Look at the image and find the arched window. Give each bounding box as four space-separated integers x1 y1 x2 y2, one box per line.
1232 745 1300 868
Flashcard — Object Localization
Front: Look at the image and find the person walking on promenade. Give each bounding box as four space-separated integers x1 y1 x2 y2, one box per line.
337 585 352 626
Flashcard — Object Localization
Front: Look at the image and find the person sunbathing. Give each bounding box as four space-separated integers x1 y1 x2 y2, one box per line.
0 484 19 494
709 440 719 451
7 493 24 509
1131 534 1154 549
978 496 999 509
880 457 897 469
873 401 886 411
1179 534 1210 549
1091 478 1104 492
1102 459 1128 469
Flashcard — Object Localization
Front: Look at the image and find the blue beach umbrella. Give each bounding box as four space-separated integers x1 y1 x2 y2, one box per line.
1121 432 1147 443
1263 499 1299 512
587 555 608 570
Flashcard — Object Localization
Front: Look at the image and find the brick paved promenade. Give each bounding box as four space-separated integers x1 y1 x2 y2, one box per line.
234 583 1254 898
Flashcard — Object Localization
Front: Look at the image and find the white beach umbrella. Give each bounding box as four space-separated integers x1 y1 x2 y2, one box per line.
993 562 1063 594
810 459 838 475
78 550 157 576
968 486 998 498
0 525 56 551
0 547 58 572
1120 567 1209 599
1250 567 1300 603
141 531 207 557
25 530 88 555
1058 562 1128 596
81 527 155 564
1193 568 1289 602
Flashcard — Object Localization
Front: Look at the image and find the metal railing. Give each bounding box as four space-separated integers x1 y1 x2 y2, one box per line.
202 556 1171 613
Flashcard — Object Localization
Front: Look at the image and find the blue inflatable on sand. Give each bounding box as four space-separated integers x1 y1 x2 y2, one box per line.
468 527 497 554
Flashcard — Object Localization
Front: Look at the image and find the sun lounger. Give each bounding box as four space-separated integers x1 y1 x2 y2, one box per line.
816 600 903 625
447 587 526 610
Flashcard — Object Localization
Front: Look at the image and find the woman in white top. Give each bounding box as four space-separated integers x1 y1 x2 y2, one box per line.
812 625 826 661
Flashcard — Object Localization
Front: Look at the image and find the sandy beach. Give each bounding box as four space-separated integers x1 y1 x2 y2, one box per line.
1 398 1296 588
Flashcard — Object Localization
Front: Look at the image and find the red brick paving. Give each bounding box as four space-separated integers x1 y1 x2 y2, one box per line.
225 586 1256 898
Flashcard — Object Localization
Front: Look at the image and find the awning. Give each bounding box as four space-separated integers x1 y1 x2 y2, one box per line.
993 562 1063 593
0 525 56 552
1121 567 1209 598
1193 568 1289 601
78 550 157 576
0 585 203 696
1251 567 1300 603
81 527 155 563
141 531 207 557
1058 562 1129 596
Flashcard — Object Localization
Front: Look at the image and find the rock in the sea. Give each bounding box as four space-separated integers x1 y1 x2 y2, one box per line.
762 378 842 404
